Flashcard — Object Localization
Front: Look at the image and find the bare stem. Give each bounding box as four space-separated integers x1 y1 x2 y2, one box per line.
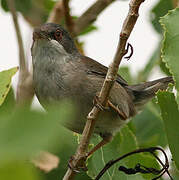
63 0 145 179
6 0 26 71
63 0 74 36
73 0 115 36
7 0 34 105
47 0 65 24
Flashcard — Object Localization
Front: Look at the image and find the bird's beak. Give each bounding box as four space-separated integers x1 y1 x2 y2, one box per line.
33 27 50 41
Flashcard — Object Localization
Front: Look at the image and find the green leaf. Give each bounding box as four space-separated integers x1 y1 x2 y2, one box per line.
1 0 55 26
38 132 91 180
0 103 74 160
43 0 55 13
159 59 172 76
0 67 18 106
0 88 16 116
79 25 98 36
1 0 32 14
160 8 179 93
0 161 41 180
119 66 133 84
157 91 179 170
150 0 173 34
87 125 158 179
132 103 167 148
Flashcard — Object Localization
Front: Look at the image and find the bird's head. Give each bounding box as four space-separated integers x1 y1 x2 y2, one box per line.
32 23 79 56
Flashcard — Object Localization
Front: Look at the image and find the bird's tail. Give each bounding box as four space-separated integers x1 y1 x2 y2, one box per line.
126 77 174 110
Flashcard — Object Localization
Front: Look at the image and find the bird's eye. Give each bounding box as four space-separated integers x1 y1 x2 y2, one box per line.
54 29 62 40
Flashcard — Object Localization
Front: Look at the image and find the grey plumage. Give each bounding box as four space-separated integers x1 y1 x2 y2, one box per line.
31 23 174 138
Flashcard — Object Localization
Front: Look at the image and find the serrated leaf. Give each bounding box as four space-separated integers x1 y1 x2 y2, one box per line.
157 91 179 170
0 67 18 106
160 8 179 103
87 125 158 179
150 0 173 34
160 59 172 76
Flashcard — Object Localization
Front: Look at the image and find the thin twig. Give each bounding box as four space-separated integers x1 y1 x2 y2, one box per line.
63 0 145 179
95 147 172 180
73 0 115 36
151 152 173 180
6 0 34 105
6 0 26 71
63 0 74 36
47 0 65 24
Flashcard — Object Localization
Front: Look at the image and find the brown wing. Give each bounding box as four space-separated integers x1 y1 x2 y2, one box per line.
81 56 128 86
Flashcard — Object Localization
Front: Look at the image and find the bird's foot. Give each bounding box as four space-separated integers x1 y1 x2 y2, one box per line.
93 95 109 111
68 155 88 172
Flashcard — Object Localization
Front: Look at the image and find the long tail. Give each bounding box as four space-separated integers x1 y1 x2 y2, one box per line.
126 77 174 110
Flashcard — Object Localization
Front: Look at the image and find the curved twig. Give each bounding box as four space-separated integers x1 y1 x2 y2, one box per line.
95 147 172 180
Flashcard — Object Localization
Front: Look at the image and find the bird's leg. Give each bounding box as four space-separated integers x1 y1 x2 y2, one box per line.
124 43 133 60
93 93 128 120
107 100 127 120
87 134 113 157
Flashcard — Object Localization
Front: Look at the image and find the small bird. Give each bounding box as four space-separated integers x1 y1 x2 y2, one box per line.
31 23 173 154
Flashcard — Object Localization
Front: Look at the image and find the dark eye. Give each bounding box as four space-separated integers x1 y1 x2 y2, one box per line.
54 29 62 40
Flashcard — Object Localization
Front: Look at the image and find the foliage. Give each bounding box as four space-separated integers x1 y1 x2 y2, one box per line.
0 67 18 106
1 0 179 179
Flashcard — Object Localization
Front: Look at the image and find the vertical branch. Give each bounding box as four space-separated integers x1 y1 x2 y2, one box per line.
63 0 75 36
63 0 145 179
63 0 85 54
6 0 26 71
7 0 34 105
47 0 65 24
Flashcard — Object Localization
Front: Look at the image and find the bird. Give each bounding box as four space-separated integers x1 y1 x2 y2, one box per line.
31 23 173 155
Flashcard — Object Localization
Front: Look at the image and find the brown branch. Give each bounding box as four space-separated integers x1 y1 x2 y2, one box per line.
63 0 145 179
172 0 179 8
63 0 75 36
6 0 26 71
47 0 65 24
73 0 116 36
6 0 34 105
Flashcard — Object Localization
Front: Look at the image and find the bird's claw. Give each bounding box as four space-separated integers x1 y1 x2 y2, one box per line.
93 95 109 111
68 155 88 172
